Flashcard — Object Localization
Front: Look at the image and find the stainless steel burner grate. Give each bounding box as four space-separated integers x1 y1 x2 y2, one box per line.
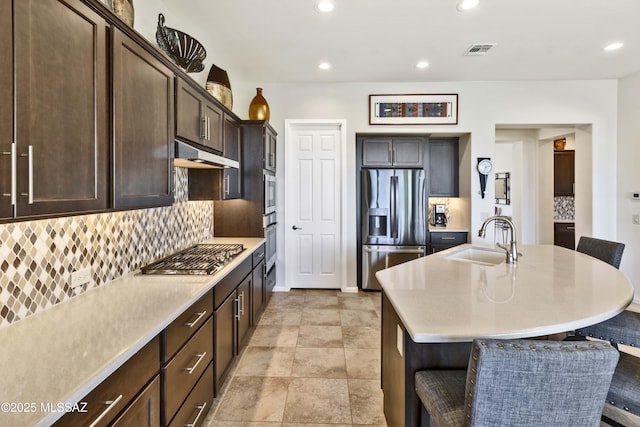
141 243 244 275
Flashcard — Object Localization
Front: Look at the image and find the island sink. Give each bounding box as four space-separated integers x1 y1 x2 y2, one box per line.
444 245 506 266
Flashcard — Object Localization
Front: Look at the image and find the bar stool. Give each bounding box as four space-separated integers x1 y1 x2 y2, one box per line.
415 338 619 427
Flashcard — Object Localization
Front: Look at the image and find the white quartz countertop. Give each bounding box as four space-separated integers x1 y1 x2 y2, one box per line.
0 237 264 427
376 244 634 343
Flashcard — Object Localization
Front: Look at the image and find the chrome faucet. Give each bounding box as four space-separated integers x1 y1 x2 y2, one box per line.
478 216 520 264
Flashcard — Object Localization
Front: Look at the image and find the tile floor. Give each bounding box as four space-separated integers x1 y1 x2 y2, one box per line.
206 289 387 427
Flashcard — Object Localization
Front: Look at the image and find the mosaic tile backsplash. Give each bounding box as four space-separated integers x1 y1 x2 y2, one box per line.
0 168 214 328
554 196 575 220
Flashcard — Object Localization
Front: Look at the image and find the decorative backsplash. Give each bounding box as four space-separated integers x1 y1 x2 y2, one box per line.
554 196 575 220
0 168 214 328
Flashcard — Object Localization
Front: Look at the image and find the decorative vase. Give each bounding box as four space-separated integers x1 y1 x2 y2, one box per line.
553 138 566 150
111 0 134 27
206 64 233 110
249 88 270 121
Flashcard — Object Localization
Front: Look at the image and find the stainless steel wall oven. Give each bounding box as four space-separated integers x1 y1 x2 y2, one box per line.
264 173 276 214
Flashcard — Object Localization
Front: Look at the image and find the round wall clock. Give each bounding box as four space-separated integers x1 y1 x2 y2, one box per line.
477 158 493 198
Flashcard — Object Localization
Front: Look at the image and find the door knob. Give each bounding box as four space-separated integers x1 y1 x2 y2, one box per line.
292 225 302 230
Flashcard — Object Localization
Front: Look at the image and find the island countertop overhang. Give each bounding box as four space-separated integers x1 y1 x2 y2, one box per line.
376 244 635 343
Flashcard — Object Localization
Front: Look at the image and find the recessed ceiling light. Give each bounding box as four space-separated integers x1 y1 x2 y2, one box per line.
416 61 429 69
318 62 331 70
604 42 624 51
457 0 479 11
315 0 335 13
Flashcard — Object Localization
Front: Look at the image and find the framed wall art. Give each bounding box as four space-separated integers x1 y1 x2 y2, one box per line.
369 94 458 125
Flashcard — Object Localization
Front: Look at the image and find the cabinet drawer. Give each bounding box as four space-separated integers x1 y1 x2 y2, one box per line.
54 336 160 427
168 362 214 427
164 292 213 361
430 232 467 245
252 244 266 267
163 317 213 421
111 376 160 427
213 256 252 309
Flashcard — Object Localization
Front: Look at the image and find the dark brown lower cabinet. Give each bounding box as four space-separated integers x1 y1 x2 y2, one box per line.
163 317 213 424
252 260 266 322
53 336 160 427
214 290 236 396
428 231 468 254
554 222 575 250
111 376 160 427
168 363 214 427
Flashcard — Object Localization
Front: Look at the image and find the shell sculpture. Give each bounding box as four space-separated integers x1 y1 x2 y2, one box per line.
156 14 206 73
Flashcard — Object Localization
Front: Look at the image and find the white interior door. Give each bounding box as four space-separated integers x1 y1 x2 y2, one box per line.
285 121 344 289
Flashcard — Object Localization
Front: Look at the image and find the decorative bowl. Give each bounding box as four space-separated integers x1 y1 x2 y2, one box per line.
156 14 206 73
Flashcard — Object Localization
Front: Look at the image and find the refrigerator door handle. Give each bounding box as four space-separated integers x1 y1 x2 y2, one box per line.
390 175 398 239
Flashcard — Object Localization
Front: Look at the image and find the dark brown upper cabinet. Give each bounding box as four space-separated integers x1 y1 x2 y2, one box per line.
429 138 459 197
361 137 424 168
554 150 575 196
175 77 223 153
222 113 242 199
2 0 109 220
0 0 13 219
112 28 175 209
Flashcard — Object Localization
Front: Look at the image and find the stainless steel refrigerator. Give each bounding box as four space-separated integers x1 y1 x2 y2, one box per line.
361 169 426 290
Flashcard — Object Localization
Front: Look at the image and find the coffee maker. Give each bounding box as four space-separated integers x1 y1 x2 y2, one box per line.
431 204 447 227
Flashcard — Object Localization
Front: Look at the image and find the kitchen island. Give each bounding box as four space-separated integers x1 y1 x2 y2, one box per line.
376 243 635 427
0 237 264 427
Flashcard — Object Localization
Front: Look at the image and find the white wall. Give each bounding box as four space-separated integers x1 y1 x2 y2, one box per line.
618 70 640 300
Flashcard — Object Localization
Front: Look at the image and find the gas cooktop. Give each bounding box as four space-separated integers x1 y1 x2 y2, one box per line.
140 243 245 275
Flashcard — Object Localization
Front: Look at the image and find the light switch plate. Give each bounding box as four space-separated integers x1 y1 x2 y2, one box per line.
71 267 92 288
633 214 640 225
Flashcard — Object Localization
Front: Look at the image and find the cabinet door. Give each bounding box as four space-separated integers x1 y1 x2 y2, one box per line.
362 138 393 167
13 0 108 217
264 126 277 172
554 150 574 196
429 139 459 197
176 78 206 146
237 275 252 350
112 29 174 210
0 0 12 219
252 260 265 324
111 376 161 427
393 138 424 167
203 102 223 152
222 115 241 199
554 222 575 250
214 291 235 396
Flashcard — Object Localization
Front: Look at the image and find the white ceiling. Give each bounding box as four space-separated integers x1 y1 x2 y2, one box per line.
160 0 640 84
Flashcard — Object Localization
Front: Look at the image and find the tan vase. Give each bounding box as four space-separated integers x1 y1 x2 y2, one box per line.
206 64 233 110
249 88 270 121
111 0 134 27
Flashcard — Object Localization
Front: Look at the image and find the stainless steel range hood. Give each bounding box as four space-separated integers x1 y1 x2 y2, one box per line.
174 140 239 169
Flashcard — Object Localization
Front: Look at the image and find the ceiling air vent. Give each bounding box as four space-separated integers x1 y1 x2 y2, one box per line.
463 43 496 56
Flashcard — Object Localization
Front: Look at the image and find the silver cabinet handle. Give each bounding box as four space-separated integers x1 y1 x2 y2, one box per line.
240 291 245 315
184 311 207 328
1 143 16 203
88 394 123 427
224 175 230 195
201 116 207 139
185 402 207 427
184 351 207 374
440 237 457 240
18 145 33 204
235 295 241 320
